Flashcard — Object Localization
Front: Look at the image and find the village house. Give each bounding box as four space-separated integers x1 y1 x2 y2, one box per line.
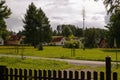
98 38 107 48
5 35 24 45
50 36 66 46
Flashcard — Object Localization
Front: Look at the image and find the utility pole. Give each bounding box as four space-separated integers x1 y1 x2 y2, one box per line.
82 7 85 31
82 7 85 50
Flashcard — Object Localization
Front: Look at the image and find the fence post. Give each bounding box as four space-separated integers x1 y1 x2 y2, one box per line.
81 71 85 80
63 71 67 80
93 71 98 80
38 70 42 79
113 72 117 80
69 71 73 79
19 69 23 80
58 70 62 79
34 70 37 80
100 72 104 80
24 69 27 80
87 71 91 80
43 70 47 80
106 56 111 80
48 70 51 80
75 71 79 80
0 66 6 80
53 70 57 80
15 68 18 80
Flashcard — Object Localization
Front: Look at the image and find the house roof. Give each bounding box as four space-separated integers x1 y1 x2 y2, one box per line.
51 36 64 42
9 35 23 41
5 35 25 45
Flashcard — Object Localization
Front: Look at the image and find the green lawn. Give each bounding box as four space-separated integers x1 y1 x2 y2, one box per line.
0 46 120 61
0 57 73 70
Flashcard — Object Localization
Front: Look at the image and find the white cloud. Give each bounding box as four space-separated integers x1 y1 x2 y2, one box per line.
5 0 107 32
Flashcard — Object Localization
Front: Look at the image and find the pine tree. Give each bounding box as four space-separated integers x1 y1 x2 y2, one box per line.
0 0 11 39
23 2 52 47
62 26 72 37
23 2 38 47
36 8 52 43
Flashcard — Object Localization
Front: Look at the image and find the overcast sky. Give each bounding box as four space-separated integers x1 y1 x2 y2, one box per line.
5 0 109 32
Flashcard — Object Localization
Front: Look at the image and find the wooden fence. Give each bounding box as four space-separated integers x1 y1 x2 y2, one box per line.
0 56 118 80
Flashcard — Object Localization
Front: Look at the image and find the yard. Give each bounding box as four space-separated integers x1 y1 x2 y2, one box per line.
0 46 120 79
0 46 120 61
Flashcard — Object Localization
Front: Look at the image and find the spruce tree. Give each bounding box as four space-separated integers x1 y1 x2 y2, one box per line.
23 2 52 47
0 0 11 39
23 2 38 47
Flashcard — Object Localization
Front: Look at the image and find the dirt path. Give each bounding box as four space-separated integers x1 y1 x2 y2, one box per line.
0 54 108 66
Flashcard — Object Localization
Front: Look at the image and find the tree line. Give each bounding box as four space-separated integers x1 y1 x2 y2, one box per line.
52 24 83 37
52 25 108 48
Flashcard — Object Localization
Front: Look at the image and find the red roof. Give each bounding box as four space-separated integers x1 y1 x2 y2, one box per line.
9 35 23 41
51 36 64 42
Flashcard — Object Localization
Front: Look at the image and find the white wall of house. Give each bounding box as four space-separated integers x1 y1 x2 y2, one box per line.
55 38 65 46
0 38 4 45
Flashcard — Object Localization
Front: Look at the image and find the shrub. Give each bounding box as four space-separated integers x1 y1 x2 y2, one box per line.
38 43 43 50
63 41 79 49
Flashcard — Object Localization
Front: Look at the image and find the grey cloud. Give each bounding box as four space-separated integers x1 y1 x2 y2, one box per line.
5 15 23 32
92 16 99 20
91 15 103 21
52 0 70 6
95 11 105 15
5 0 106 32
70 20 106 29
51 17 63 20
42 0 71 9
85 21 106 29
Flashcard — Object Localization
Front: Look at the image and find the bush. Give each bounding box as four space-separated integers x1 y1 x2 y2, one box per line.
38 43 43 50
49 43 56 46
63 41 79 49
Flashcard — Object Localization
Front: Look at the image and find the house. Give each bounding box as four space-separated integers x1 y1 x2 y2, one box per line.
5 35 24 45
50 36 66 46
98 38 107 48
0 37 4 45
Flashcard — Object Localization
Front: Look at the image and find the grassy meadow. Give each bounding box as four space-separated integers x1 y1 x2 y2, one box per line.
0 46 120 61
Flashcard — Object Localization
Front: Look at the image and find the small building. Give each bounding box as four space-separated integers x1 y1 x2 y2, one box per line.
0 37 4 45
50 36 66 46
5 35 24 45
98 38 107 48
